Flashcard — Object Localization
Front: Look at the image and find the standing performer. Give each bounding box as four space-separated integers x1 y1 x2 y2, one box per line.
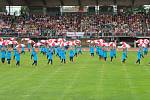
98 47 102 59
61 48 66 63
74 46 78 57
32 50 37 66
136 50 141 64
31 47 35 59
46 47 49 59
78 45 82 55
27 43 31 52
1 47 6 64
47 50 53 65
15 50 20 66
143 46 148 55
6 50 11 64
55 47 58 56
113 48 116 58
96 46 99 55
69 48 74 62
139 46 144 58
13 48 17 59
103 48 107 61
122 49 126 63
90 45 94 56
110 48 114 62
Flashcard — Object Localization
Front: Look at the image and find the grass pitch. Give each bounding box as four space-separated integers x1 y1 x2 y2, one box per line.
0 51 150 100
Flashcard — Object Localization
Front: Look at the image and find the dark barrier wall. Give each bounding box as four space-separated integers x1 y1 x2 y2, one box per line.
47 7 60 16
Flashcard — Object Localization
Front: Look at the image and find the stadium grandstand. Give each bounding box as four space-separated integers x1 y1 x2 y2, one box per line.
0 0 150 47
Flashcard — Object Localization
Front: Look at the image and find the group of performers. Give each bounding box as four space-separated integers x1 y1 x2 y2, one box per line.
0 38 149 66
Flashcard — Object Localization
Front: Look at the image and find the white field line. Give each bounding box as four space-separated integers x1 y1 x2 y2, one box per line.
122 65 139 100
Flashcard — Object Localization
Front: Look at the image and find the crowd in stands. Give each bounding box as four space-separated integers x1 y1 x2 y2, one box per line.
0 13 149 37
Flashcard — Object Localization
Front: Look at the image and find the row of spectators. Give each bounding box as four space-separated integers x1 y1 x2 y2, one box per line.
0 13 150 37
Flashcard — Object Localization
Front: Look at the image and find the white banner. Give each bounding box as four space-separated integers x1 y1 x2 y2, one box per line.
62 6 88 12
67 32 84 37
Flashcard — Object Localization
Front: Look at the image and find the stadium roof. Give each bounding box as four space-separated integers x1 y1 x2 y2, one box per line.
0 0 149 7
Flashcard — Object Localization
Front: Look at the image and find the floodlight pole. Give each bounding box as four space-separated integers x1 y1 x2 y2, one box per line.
43 7 47 15
6 0 11 15
95 0 99 14
59 0 64 16
134 40 136 48
60 6 63 16
95 6 99 15
8 5 10 15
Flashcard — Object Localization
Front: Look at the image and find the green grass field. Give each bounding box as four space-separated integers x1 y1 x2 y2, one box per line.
0 51 150 100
